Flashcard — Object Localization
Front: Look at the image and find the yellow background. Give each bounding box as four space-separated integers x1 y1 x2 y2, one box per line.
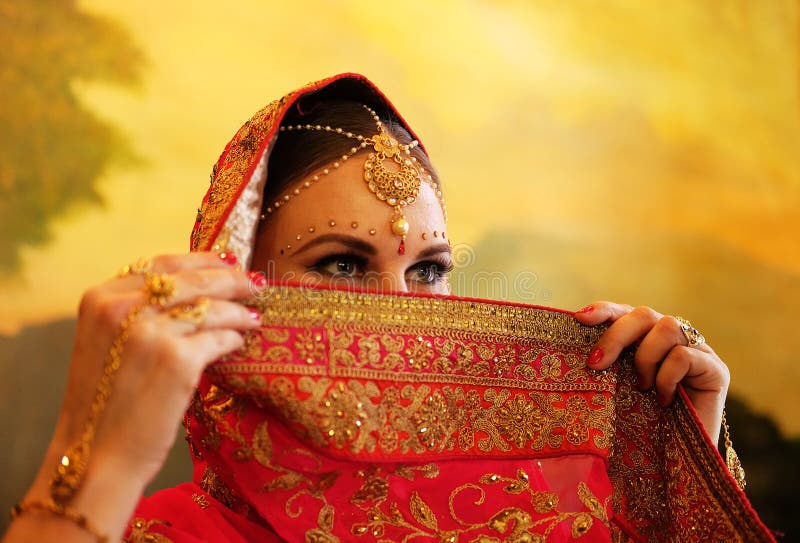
1 0 799 534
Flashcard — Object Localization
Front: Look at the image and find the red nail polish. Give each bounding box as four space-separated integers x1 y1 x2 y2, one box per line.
248 271 267 288
248 308 261 321
587 347 603 367
219 252 237 265
576 305 594 314
656 392 668 407
636 374 647 391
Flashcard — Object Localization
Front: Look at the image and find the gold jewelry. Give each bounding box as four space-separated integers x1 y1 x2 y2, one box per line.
50 304 142 506
721 409 746 490
11 500 109 543
118 257 152 277
421 231 446 241
144 273 176 307
283 222 382 254
270 106 446 255
168 296 210 326
675 316 705 347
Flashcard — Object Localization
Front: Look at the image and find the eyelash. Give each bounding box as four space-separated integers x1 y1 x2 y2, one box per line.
310 251 367 277
413 258 454 284
308 252 453 284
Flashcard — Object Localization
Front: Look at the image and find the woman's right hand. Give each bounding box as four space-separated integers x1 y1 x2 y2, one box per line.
6 251 261 542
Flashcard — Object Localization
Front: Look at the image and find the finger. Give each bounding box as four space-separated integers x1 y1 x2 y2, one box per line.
633 315 685 390
151 251 240 273
144 267 258 308
573 301 634 325
150 299 261 333
110 251 241 291
180 329 247 372
653 345 722 406
586 306 662 370
633 316 716 389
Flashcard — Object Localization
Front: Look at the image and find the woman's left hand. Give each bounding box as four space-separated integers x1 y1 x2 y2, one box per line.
573 301 730 444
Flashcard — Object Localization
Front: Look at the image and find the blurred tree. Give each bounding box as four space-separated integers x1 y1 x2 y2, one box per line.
0 0 143 274
724 396 800 540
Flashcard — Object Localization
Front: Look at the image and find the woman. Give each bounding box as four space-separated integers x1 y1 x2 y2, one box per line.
2 74 771 542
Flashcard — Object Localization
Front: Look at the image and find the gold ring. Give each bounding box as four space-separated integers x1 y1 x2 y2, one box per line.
144 273 176 306
118 257 153 277
168 296 210 326
675 316 705 348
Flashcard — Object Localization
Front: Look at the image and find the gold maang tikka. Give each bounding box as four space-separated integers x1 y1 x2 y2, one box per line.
270 106 446 255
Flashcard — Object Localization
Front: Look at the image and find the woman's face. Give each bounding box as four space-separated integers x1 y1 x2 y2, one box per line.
251 153 451 294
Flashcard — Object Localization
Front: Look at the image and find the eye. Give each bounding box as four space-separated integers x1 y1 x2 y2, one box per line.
310 253 366 279
408 259 453 285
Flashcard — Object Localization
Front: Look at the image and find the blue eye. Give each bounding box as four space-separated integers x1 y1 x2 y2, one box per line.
312 253 365 278
409 260 453 285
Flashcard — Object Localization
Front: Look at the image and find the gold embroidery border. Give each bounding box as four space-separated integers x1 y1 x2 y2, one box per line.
249 285 603 348
211 362 614 393
668 397 774 542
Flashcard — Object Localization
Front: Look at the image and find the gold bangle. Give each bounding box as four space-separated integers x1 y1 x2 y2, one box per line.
10 500 109 543
722 408 747 490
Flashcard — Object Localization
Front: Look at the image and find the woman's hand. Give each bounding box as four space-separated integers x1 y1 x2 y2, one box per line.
573 302 730 445
7 251 261 543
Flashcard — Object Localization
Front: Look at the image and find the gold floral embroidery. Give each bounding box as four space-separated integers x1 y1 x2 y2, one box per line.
492 395 544 448
348 467 609 542
319 382 369 447
404 336 436 371
191 492 209 509
124 518 173 543
295 329 327 364
199 466 250 515
255 375 614 456
186 285 774 542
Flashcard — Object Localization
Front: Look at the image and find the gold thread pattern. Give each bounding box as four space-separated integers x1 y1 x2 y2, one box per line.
124 518 173 543
178 286 774 542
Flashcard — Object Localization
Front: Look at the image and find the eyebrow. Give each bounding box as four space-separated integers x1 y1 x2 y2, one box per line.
292 234 377 256
415 242 452 260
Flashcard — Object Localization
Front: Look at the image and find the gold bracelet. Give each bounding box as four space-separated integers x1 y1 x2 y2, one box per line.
722 408 747 490
10 500 109 543
50 304 142 505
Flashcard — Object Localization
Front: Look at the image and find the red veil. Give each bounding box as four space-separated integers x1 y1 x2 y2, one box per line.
125 74 775 543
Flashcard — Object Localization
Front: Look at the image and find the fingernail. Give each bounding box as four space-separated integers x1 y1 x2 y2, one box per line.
587 347 604 367
576 305 594 314
656 392 668 407
219 252 238 265
248 308 261 321
636 373 647 391
248 271 267 288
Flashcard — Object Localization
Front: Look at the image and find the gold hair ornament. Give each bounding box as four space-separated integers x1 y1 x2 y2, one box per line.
270 106 446 255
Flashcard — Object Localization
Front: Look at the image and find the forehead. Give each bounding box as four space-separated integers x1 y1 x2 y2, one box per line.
265 153 447 244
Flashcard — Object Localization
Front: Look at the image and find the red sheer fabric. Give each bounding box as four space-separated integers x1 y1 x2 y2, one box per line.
127 286 774 542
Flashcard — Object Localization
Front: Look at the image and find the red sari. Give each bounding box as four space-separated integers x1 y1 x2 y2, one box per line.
125 74 775 543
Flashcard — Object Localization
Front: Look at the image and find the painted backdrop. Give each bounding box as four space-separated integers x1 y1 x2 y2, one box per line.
1 0 798 537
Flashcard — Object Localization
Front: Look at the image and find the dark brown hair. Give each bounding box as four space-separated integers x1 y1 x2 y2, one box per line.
261 98 438 215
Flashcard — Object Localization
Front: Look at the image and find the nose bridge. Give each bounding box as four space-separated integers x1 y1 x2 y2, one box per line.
362 264 409 293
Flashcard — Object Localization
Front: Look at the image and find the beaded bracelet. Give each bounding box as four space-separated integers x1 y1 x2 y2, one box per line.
10 500 109 543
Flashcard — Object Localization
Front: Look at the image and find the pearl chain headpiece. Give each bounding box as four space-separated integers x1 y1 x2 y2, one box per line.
266 106 446 255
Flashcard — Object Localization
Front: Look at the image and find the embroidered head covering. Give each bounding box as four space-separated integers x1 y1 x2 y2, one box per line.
189 73 430 269
127 74 776 543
